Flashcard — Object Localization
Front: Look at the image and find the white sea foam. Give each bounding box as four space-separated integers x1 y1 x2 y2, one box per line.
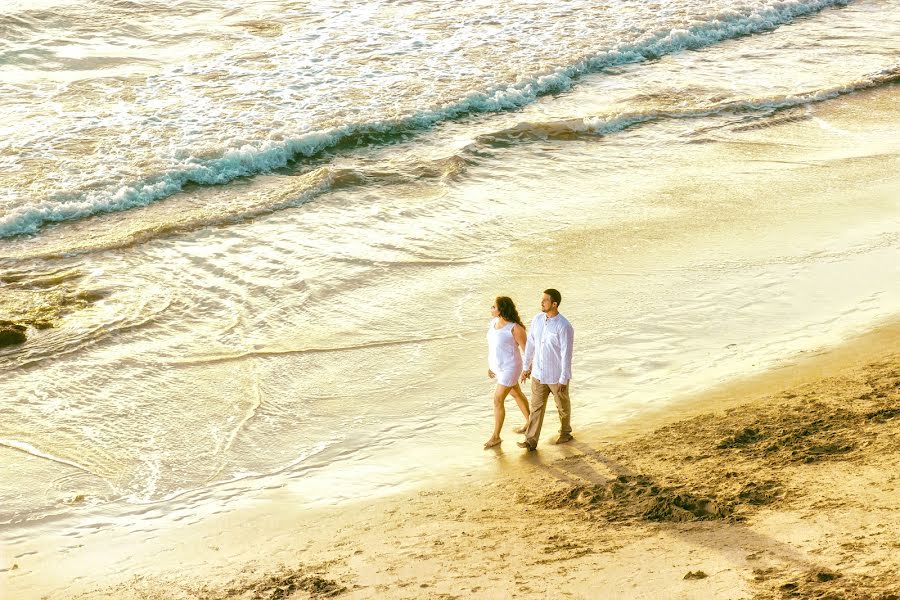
0 0 852 239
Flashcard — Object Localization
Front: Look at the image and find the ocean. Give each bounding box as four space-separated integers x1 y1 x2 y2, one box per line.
1 0 899 594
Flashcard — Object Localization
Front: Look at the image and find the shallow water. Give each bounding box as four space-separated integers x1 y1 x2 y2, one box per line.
1 1 899 591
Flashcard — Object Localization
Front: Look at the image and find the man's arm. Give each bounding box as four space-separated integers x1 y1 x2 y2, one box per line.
559 322 574 385
521 316 537 382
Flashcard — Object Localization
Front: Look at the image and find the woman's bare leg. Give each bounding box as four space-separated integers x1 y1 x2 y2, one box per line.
485 384 512 448
509 383 530 433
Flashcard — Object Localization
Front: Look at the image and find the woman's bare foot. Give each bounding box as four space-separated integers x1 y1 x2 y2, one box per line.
483 437 502 449
512 424 527 434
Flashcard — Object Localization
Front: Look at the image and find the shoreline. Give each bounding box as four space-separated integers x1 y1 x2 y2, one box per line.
595 317 900 444
6 318 896 599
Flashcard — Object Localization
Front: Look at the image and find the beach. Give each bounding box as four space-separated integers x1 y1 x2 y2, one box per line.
2 1 899 598
8 321 895 599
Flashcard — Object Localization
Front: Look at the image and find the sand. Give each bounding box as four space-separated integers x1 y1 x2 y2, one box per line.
56 321 899 600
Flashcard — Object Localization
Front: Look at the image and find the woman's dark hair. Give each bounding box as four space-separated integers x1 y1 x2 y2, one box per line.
495 296 524 327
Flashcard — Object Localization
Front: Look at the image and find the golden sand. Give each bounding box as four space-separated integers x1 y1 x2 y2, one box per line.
62 322 899 599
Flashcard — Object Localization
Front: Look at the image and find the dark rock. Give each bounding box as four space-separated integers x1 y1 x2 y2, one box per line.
0 328 27 347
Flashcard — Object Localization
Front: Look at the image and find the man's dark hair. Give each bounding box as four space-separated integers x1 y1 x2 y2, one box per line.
544 288 561 307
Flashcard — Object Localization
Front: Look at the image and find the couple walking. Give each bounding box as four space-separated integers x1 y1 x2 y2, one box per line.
485 288 574 451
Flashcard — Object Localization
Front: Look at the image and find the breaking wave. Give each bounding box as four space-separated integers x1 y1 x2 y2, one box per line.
0 0 851 239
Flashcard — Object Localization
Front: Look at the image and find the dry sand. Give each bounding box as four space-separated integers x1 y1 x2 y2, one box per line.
57 323 900 599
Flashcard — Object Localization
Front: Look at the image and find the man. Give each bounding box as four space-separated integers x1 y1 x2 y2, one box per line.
517 288 574 451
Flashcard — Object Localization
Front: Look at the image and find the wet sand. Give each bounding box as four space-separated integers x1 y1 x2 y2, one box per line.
40 320 899 600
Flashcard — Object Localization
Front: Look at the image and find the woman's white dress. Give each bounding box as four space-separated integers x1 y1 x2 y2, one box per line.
487 318 523 387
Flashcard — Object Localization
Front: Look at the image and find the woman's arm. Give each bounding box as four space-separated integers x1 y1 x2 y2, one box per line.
512 323 527 353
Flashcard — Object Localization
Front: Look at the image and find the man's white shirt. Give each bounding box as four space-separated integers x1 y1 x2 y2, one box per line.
524 313 574 385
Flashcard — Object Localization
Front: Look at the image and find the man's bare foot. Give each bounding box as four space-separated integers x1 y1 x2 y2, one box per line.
512 424 527 434
484 437 502 449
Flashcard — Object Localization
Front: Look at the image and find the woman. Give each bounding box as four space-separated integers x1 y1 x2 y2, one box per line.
484 296 530 449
